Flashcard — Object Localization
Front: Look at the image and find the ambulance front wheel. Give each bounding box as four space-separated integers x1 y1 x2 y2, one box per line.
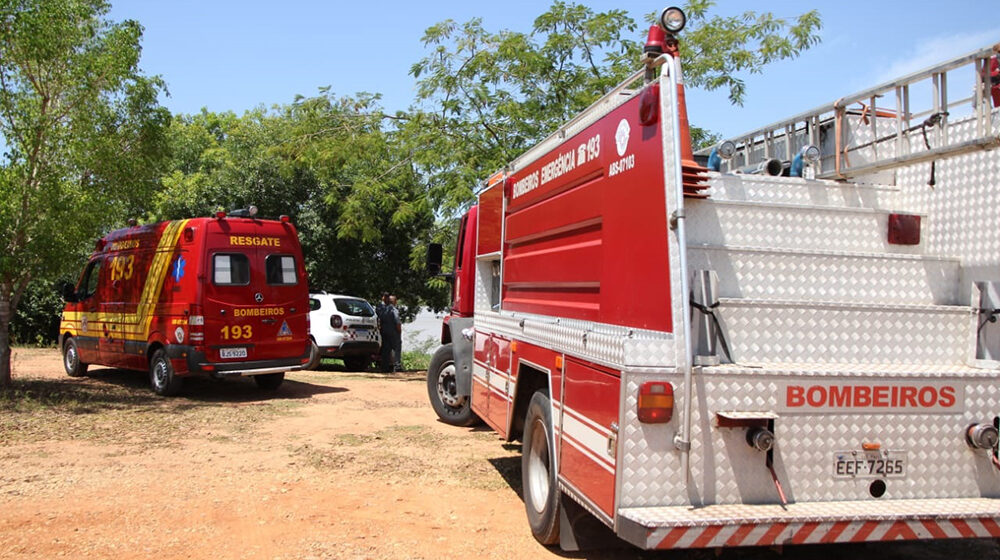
62 337 88 377
427 343 477 426
523 390 560 545
149 348 183 396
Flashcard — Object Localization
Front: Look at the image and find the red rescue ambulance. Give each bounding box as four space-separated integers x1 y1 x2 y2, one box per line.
59 207 311 395
426 7 1000 553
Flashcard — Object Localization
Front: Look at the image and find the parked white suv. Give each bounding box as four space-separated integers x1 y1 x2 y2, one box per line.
307 292 380 371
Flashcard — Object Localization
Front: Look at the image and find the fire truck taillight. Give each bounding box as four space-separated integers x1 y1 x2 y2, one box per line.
966 423 999 449
331 315 343 329
637 381 674 423
188 305 205 345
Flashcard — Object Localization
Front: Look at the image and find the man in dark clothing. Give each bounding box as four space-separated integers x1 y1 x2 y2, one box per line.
377 293 398 372
389 295 402 371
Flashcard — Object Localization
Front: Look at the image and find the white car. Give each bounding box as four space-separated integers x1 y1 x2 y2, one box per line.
307 292 380 371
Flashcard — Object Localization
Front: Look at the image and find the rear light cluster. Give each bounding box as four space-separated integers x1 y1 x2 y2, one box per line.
637 381 674 423
188 304 205 345
330 315 343 329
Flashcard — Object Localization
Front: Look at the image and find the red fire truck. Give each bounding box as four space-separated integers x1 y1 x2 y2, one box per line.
426 7 1000 552
59 207 311 395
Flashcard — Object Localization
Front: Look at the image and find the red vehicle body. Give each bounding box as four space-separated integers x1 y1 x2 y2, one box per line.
59 211 311 395
426 8 1000 554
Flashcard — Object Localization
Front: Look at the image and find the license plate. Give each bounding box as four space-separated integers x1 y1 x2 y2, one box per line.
833 450 906 478
220 347 248 360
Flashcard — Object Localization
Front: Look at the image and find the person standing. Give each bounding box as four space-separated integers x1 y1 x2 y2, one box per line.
389 295 402 371
377 293 397 373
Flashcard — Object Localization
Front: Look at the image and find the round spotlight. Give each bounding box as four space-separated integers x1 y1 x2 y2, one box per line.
659 6 686 34
746 427 775 452
718 140 737 160
967 423 999 449
800 144 821 163
248 205 259 217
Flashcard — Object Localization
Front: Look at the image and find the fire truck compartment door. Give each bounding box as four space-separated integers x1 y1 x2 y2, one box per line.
448 316 474 398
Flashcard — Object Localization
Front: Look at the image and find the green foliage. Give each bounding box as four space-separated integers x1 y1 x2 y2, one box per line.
9 278 64 346
0 0 170 384
405 0 822 216
152 93 449 310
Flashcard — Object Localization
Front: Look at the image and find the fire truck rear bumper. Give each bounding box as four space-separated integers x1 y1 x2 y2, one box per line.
616 497 1000 549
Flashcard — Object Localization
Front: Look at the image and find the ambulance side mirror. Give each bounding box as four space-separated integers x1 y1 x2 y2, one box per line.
426 243 443 276
60 281 78 303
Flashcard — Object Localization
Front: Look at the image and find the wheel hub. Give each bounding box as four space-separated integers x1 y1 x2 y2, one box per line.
153 360 168 389
436 364 467 408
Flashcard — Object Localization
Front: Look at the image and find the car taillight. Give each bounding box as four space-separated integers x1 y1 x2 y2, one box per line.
189 304 205 345
331 315 342 329
637 381 674 423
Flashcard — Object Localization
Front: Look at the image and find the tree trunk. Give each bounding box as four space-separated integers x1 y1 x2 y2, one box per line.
0 296 12 388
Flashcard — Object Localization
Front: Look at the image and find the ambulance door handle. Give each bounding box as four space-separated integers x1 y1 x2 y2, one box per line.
262 318 276 325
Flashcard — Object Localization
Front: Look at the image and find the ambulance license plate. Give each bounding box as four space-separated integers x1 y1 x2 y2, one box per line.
833 450 906 478
220 347 248 360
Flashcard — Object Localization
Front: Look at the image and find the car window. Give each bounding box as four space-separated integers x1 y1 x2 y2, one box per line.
79 259 102 299
309 298 321 311
266 254 297 285
213 253 250 285
334 298 375 317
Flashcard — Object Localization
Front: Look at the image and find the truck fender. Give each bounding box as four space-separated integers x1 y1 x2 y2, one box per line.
447 316 475 398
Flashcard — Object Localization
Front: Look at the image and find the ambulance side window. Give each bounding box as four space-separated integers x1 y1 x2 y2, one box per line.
213 253 250 285
78 259 102 299
265 254 297 285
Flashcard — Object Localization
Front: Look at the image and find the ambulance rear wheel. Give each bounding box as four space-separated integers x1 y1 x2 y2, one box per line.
523 390 560 545
149 348 183 396
427 343 476 426
254 372 284 391
62 337 88 377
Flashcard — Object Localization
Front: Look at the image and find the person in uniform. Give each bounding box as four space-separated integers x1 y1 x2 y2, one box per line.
377 293 397 373
389 295 402 371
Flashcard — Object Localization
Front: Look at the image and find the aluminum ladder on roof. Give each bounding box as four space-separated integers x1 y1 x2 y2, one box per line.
701 43 1000 181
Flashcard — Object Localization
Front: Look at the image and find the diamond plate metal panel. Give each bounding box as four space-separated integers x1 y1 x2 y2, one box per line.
688 245 959 305
897 109 1000 271
619 368 1000 510
704 173 901 210
685 199 924 255
716 298 975 365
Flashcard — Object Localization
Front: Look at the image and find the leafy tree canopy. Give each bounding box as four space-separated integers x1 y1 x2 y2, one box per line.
0 0 170 386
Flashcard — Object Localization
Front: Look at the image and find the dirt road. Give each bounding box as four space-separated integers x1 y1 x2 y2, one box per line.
1 348 997 560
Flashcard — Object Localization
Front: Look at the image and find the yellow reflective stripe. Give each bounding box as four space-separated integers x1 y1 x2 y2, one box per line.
130 219 189 339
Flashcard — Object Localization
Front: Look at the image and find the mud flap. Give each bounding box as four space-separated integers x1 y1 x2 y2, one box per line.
558 493 623 551
447 316 475 398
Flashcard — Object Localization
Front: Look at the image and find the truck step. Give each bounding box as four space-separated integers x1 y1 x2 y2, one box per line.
713 298 974 365
685 199 924 255
704 173 903 210
687 245 960 305
616 498 1000 550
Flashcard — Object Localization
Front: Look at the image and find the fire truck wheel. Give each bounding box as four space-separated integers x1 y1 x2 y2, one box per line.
305 339 320 370
253 372 285 391
522 391 560 545
149 348 183 396
62 337 89 377
427 343 476 426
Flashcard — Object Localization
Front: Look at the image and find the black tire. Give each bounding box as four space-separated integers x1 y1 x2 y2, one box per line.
254 372 284 391
343 356 368 372
522 391 560 545
305 339 320 370
149 348 183 396
62 336 88 377
426 343 477 426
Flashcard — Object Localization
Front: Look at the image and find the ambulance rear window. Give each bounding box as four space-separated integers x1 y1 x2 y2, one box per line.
266 255 297 285
213 254 250 285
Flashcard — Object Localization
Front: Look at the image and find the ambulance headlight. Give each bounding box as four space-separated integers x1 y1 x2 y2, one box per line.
659 7 686 34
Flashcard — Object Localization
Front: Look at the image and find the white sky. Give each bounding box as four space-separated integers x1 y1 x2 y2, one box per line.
110 1 1000 139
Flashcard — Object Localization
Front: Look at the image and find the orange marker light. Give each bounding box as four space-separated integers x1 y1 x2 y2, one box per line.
510 341 518 353
862 441 881 451
638 381 674 423
555 355 563 370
